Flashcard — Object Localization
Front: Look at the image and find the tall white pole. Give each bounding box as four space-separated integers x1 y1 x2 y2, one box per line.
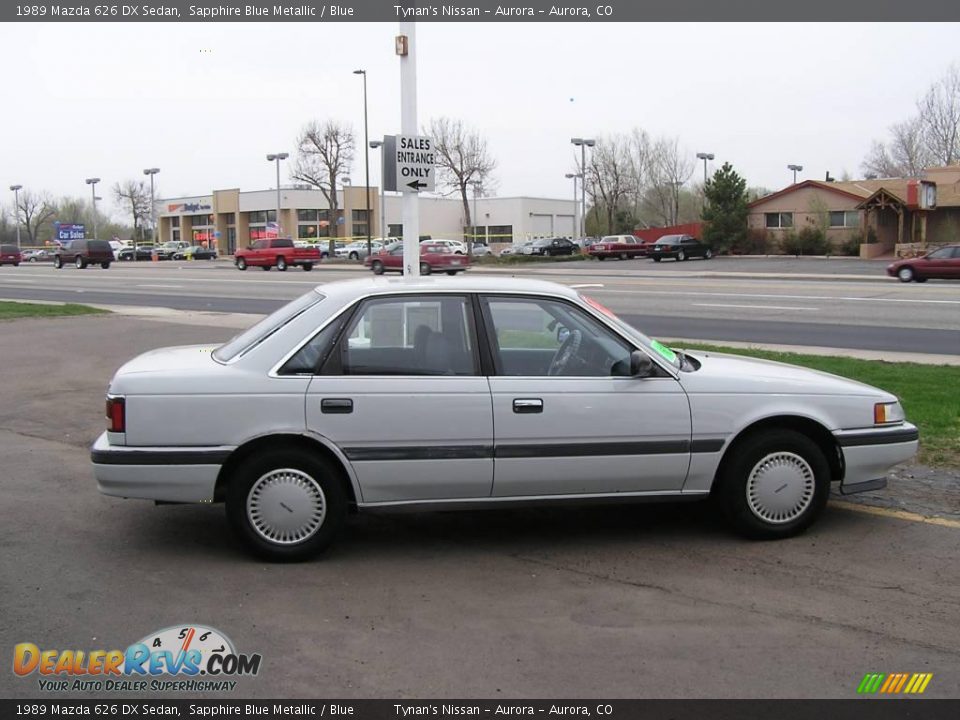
400 21 419 277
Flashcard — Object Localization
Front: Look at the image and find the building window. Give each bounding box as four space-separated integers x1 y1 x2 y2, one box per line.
829 211 860 228
467 226 487 242
247 210 277 224
170 217 180 228
298 209 329 222
388 224 403 237
488 225 513 243
298 224 329 239
351 209 369 223
188 214 212 226
353 224 370 238
765 212 793 229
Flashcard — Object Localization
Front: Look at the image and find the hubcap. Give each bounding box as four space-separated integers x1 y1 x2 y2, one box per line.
246 468 326 545
899 268 912 281
745 452 815 524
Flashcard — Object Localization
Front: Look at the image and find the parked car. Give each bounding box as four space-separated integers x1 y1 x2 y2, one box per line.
886 245 960 282
172 245 218 260
423 239 468 255
364 242 470 275
234 237 320 271
118 245 155 262
522 238 580 256
92 276 919 560
648 234 713 262
337 240 385 261
471 243 493 257
154 241 191 260
587 234 650 261
500 242 532 257
54 239 114 269
22 248 55 263
1 244 23 266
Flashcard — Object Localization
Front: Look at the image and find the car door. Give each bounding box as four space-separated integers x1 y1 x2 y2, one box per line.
480 295 692 498
951 247 960 278
303 294 494 504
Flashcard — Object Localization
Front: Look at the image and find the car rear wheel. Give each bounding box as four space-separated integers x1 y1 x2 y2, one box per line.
276 256 287 272
677 250 686 262
101 262 110 269
620 252 628 260
897 266 914 282
348 251 359 261
302 263 313 272
597 255 605 261
226 448 347 561
75 256 87 269
54 256 63 269
29 258 37 263
420 262 431 275
371 260 384 275
236 257 247 271
446 270 458 276
717 429 830 540
704 249 713 259
652 257 661 262
261 265 271 271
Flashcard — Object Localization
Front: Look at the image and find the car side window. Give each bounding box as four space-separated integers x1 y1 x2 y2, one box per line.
483 297 634 377
327 295 478 376
927 248 951 259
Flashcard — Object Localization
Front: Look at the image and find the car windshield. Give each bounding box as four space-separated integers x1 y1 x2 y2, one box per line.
213 289 324 363
579 293 682 370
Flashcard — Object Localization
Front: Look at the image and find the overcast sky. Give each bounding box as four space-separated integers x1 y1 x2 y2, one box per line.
2 22 958 219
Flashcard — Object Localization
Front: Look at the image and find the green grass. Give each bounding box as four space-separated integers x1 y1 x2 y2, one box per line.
474 253 585 265
674 343 960 468
0 301 108 320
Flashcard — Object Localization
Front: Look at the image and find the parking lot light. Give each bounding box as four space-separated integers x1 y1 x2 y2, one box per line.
9 184 22 249
266 153 289 235
788 164 803 184
85 178 101 241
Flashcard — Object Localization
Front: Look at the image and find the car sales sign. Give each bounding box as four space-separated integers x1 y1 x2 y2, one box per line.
393 135 436 193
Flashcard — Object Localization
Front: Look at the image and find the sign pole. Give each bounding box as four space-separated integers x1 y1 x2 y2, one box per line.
399 21 419 278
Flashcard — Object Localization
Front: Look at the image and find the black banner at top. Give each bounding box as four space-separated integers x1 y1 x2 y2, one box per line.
3 0 960 22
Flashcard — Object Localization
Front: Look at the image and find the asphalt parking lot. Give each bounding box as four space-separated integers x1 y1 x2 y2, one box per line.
2 313 959 700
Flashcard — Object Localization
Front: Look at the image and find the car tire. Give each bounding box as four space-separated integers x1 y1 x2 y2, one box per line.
446 270 458 276
652 257 661 262
420 262 431 276
302 263 313 272
897 266 914 282
262 265 271 271
717 429 830 540
276 257 288 272
225 447 347 561
101 262 110 269
620 252 628 260
915 277 927 283
76 256 87 269
348 251 359 261
54 256 63 269
371 260 385 275
29 257 37 263
677 250 686 262
704 249 713 259
597 255 605 261
236 257 247 271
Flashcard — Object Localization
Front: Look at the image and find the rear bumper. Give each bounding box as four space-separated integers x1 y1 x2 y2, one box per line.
834 424 919 494
91 432 231 503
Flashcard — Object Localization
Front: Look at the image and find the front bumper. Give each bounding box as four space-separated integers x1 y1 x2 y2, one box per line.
91 432 231 503
834 424 919 494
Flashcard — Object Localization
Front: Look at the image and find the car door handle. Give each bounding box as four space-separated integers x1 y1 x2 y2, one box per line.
321 398 353 414
513 398 543 414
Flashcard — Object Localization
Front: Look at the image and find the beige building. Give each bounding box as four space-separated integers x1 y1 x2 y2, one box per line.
747 165 960 254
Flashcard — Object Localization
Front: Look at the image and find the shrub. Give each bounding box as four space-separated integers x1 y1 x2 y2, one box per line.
781 227 829 256
839 231 863 257
731 228 771 254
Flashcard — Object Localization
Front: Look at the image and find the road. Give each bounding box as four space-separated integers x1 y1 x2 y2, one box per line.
1 260 958 355
1 317 958 699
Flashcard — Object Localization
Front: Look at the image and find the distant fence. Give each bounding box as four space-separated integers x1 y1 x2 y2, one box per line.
633 222 704 243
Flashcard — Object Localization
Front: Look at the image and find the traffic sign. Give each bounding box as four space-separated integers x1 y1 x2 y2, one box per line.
393 134 435 193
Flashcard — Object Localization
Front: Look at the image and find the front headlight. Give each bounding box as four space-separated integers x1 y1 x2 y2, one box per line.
874 401 905 425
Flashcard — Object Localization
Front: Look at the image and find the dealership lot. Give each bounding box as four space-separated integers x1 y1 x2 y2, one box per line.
1 313 959 699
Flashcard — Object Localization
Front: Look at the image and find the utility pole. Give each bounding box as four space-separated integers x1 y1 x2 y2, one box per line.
85 178 101 243
9 185 22 249
398 23 419 277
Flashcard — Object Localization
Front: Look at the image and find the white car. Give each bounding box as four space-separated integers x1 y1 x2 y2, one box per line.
336 240 384 260
422 239 467 255
92 277 918 560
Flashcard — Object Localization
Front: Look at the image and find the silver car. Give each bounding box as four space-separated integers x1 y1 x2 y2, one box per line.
92 277 918 560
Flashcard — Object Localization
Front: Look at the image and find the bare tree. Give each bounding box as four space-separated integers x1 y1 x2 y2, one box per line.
425 117 497 236
862 117 931 178
113 180 152 241
292 120 355 253
585 133 636 234
644 137 695 226
918 64 960 166
15 189 56 245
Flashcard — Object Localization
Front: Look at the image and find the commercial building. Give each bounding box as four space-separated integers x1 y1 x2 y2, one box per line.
747 165 960 256
156 186 577 254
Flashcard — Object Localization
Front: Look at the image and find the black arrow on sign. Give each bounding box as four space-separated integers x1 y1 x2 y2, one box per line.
406 180 428 191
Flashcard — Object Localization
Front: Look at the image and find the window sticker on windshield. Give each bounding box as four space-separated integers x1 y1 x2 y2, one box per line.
651 340 677 363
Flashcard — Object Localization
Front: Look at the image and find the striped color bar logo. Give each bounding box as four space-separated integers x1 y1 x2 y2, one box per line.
857 673 933 694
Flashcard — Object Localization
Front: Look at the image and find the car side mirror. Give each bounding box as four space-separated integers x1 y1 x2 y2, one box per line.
629 350 654 377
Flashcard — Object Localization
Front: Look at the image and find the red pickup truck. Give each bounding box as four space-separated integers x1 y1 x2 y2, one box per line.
234 238 320 271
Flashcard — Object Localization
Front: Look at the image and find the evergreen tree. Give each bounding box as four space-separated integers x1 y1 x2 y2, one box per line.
702 163 748 253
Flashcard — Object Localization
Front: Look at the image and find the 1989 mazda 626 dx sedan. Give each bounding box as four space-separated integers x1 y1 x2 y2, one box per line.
92 277 918 560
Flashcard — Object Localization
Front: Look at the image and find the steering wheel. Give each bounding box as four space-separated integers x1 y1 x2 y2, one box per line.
547 329 582 376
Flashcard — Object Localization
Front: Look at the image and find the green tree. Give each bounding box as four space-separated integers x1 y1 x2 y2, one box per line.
702 162 748 253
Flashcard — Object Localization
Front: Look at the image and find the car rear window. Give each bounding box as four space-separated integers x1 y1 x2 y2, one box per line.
88 240 112 252
213 290 325 363
1 245 19 253
272 238 295 248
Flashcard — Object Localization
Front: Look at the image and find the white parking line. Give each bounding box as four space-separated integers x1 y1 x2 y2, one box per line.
599 288 960 306
137 284 184 289
0 278 36 283
692 302 819 311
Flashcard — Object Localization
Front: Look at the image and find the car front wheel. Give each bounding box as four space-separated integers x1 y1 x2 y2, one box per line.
652 256 661 262
897 266 914 282
236 257 247 271
276 256 288 271
302 263 313 271
371 260 385 275
54 256 63 269
349 251 359 261
717 429 830 540
76 256 87 269
420 262 431 275
101 262 110 269
704 248 713 259
226 448 347 561
677 250 686 261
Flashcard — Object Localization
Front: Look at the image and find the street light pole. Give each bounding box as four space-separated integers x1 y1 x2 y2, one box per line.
788 164 803 185
143 168 160 251
696 152 714 214
571 138 595 239
9 185 22 249
369 140 384 240
564 173 581 241
266 153 289 236
398 21 419 277
354 69 372 258
85 178 100 242
469 180 481 252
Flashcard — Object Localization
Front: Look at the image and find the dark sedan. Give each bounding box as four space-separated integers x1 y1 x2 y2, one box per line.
648 234 713 262
118 245 155 261
523 237 580 257
172 245 218 260
886 245 960 282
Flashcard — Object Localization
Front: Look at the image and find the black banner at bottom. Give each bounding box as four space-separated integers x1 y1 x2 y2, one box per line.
3 700 960 720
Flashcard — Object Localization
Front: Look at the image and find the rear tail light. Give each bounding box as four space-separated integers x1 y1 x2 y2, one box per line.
106 396 125 433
